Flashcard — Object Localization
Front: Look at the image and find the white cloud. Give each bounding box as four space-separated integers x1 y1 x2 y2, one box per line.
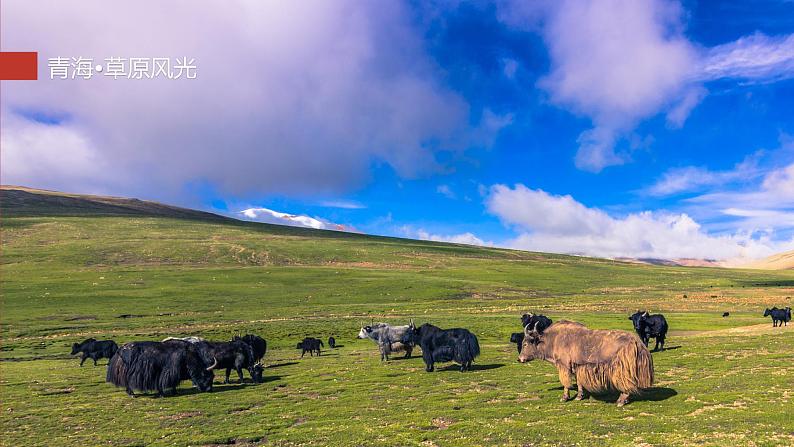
415 229 491 247
1 1 508 200
646 154 762 196
0 113 119 193
319 200 366 209
238 207 350 231
689 162 794 212
500 0 698 172
498 0 794 172
436 184 456 199
700 33 794 83
486 183 793 262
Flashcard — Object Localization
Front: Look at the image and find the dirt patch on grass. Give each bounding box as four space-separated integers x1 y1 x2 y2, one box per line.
160 411 202 420
694 323 792 337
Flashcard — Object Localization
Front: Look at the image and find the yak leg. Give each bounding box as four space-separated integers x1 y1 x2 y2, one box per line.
79 354 86 367
405 345 412 358
224 368 232 384
422 349 434 372
93 355 98 366
575 382 585 400
236 367 244 383
617 393 630 407
557 367 573 402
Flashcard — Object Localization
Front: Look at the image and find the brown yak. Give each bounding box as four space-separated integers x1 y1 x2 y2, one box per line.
518 320 654 406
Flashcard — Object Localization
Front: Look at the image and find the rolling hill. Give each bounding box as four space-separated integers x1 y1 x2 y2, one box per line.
743 249 794 270
2 185 794 446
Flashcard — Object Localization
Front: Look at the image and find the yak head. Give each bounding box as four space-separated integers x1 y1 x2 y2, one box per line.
357 326 373 339
628 311 649 332
518 321 543 363
509 333 524 344
251 363 264 383
763 308 772 317
70 343 81 355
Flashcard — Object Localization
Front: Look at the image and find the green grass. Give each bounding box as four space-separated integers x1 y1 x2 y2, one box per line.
2 216 794 446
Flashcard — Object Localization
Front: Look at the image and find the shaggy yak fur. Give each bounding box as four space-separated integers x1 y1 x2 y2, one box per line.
518 320 654 406
71 338 118 366
106 341 215 396
404 323 480 372
357 323 415 361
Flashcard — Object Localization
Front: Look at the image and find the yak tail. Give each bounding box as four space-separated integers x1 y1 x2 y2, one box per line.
106 352 127 388
454 332 480 363
634 342 654 390
466 332 480 359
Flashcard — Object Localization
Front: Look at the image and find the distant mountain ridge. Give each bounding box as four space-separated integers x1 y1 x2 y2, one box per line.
0 185 229 221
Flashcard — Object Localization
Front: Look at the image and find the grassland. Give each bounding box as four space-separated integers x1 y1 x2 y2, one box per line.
2 203 794 446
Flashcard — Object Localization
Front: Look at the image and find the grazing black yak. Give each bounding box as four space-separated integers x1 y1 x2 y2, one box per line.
519 320 654 407
509 333 524 354
722 312 730 317
71 338 118 366
232 334 267 363
297 337 323 357
106 341 215 396
328 336 336 348
628 311 668 351
404 322 479 372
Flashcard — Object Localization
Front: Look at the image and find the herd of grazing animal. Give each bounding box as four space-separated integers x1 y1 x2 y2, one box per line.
71 305 791 405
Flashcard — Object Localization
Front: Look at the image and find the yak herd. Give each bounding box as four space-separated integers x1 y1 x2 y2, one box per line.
70 306 791 406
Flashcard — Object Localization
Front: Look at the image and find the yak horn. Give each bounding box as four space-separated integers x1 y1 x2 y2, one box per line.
206 357 218 371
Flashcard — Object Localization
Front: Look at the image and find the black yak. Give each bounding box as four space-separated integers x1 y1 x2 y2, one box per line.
521 313 553 332
509 333 524 354
519 320 654 406
296 337 323 357
404 323 479 372
764 307 791 327
232 334 267 363
194 340 261 384
106 341 215 396
628 311 668 351
358 323 414 361
722 312 730 317
328 336 336 348
70 338 118 366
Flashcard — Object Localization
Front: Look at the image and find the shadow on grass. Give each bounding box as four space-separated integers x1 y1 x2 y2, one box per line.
654 345 682 352
438 363 505 372
267 362 298 369
131 380 280 398
588 387 677 403
386 355 420 361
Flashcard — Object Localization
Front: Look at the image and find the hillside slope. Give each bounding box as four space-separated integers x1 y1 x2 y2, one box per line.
743 249 794 270
0 185 229 221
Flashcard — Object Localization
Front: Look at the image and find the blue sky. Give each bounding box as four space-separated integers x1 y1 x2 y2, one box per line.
3 0 794 262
